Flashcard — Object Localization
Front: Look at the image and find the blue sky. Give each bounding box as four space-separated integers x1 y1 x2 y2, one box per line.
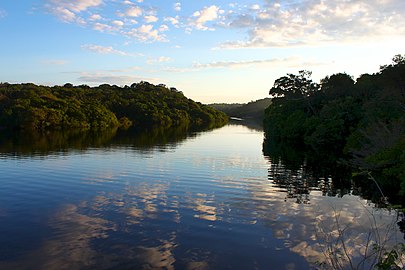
0 0 404 103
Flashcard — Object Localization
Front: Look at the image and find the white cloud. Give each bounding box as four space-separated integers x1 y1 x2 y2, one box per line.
81 44 129 56
220 0 405 48
78 72 141 85
159 24 169 32
250 4 260 10
164 16 180 27
191 5 220 30
51 6 77 22
92 22 114 32
147 56 172 64
47 0 103 23
174 2 181 12
127 24 166 42
192 57 304 69
112 20 124 27
89 14 102 21
144 15 158 23
125 6 142 17
47 0 103 21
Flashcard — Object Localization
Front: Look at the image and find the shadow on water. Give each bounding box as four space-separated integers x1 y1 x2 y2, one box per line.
262 138 353 204
0 124 206 158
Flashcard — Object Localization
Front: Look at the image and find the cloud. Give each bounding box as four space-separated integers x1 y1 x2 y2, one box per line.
125 6 142 17
220 0 405 48
47 0 103 22
192 57 305 69
162 56 327 73
78 72 141 85
146 56 172 65
112 20 124 27
81 44 129 56
159 24 169 32
174 2 181 12
191 5 221 30
144 15 158 23
127 24 166 42
89 14 102 21
164 16 180 27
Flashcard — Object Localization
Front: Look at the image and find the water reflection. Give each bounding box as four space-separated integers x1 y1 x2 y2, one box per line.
0 125 199 158
262 137 404 268
263 138 353 204
0 124 403 269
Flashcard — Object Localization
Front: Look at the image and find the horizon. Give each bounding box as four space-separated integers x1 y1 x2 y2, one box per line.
0 0 404 103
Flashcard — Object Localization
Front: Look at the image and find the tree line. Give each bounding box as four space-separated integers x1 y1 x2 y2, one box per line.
263 55 405 204
0 81 228 131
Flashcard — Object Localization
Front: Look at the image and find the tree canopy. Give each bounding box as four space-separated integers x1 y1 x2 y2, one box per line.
263 55 405 205
0 82 228 131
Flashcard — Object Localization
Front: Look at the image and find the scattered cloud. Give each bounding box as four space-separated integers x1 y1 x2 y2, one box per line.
191 57 308 70
47 0 103 22
89 14 102 21
112 20 124 27
78 72 141 85
44 0 405 47
162 56 328 73
159 24 169 32
164 16 180 27
127 24 166 42
147 56 172 65
174 2 181 12
125 6 142 17
220 0 405 48
144 15 158 23
81 44 129 56
190 5 221 30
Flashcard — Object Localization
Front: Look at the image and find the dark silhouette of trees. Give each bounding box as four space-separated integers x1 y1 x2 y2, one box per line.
263 55 405 204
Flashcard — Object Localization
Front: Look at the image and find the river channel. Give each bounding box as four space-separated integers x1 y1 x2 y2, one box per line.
0 123 402 269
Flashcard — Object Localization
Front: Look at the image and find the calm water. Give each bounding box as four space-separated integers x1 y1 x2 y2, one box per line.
0 124 402 270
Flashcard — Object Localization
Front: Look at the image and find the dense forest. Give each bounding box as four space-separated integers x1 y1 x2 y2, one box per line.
211 98 272 121
263 55 405 205
0 81 228 131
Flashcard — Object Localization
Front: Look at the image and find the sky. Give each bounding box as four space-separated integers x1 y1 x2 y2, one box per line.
0 0 404 103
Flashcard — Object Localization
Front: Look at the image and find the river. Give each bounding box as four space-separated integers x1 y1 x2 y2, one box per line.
0 123 403 269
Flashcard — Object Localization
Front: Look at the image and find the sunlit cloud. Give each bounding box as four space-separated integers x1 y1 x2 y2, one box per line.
127 24 166 42
164 16 180 28
81 44 129 56
146 56 172 65
144 15 158 23
220 0 405 48
78 72 142 85
89 13 102 21
125 6 142 17
47 0 103 22
44 0 405 47
112 20 124 27
190 5 222 31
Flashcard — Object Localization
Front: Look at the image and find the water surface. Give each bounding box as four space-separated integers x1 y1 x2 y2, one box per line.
0 124 402 269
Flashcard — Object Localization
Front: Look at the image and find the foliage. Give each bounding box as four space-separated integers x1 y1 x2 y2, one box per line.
0 82 229 131
210 98 272 121
263 55 405 204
